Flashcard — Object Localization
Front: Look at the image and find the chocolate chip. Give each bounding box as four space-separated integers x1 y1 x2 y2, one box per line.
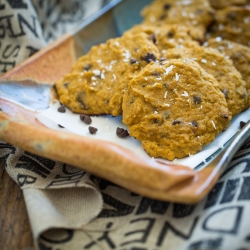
193 96 201 105
84 64 91 71
206 20 217 33
152 72 161 77
58 124 64 128
80 114 92 124
159 57 166 62
89 126 98 134
195 9 203 14
58 105 66 113
130 58 138 64
141 53 157 63
163 3 171 10
159 14 167 20
167 31 174 38
240 121 247 129
116 127 129 138
172 120 182 125
191 121 198 127
150 34 157 44
63 82 70 88
77 92 87 109
221 89 229 99
227 11 238 21
196 39 204 46
222 113 230 119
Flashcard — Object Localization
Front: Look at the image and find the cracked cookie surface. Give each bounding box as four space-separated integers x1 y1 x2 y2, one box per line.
209 0 250 9
162 46 247 116
141 0 214 40
55 32 160 116
206 38 250 108
207 6 250 47
122 59 231 160
125 24 199 53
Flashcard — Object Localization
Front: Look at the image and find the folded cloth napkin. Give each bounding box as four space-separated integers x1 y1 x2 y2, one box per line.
1 1 250 249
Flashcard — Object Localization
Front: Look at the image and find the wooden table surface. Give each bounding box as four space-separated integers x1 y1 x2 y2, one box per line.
0 159 35 250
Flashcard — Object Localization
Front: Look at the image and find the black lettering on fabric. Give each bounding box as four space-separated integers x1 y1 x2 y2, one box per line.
157 217 199 246
219 159 249 180
120 218 155 246
44 0 61 19
188 237 223 250
6 0 28 9
84 222 116 249
17 174 36 187
61 164 84 175
0 15 15 38
26 45 38 57
89 175 119 190
2 44 20 58
241 158 250 173
47 179 81 187
136 197 170 215
38 242 52 250
54 170 85 180
0 3 5 10
204 182 224 209
44 31 54 43
27 152 55 170
238 176 250 200
40 229 74 243
16 14 38 37
0 14 38 38
0 60 15 73
47 165 85 188
98 193 135 218
173 203 196 218
220 179 240 204
0 142 16 164
15 152 55 178
203 206 243 234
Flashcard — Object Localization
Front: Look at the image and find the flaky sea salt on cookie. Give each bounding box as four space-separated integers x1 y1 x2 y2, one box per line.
206 38 250 108
206 6 250 47
209 0 250 9
163 46 248 116
55 32 160 116
124 24 199 53
122 59 231 160
141 0 214 40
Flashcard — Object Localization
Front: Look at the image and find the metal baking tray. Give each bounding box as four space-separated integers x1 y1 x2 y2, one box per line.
0 0 248 203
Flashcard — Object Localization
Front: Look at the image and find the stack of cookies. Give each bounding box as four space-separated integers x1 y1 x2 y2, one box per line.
55 0 250 161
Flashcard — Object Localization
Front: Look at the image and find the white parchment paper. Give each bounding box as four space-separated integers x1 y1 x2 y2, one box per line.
37 102 250 169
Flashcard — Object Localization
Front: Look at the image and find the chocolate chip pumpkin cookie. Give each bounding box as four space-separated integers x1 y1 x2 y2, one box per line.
209 0 250 9
206 6 250 47
206 38 250 108
125 24 199 53
55 32 160 116
141 0 214 40
122 59 231 160
162 46 247 116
